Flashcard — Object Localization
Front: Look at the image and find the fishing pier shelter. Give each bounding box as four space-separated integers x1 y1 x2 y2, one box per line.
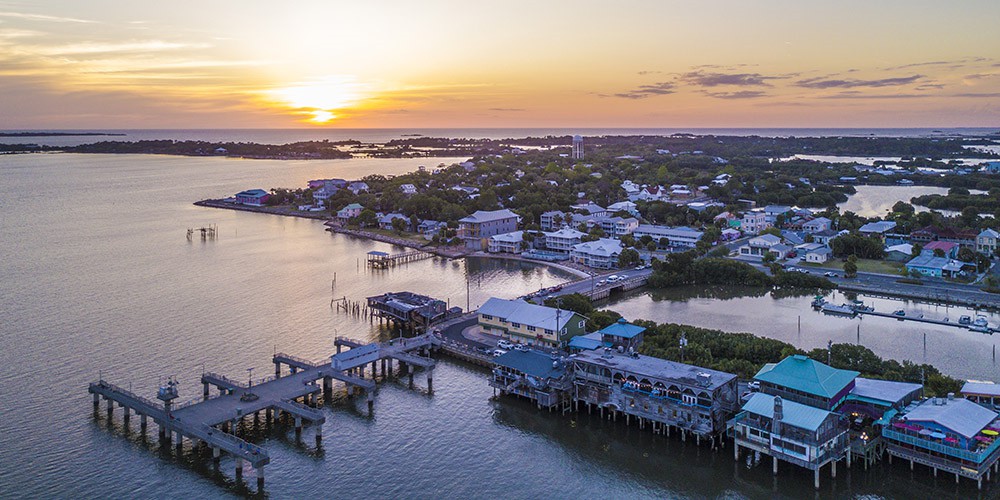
491 349 574 410
88 333 439 492
729 355 856 489
570 348 739 446
366 291 460 332
883 395 1000 489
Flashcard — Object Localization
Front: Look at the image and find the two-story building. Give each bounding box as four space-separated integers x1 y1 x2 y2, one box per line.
802 217 832 234
458 209 520 250
741 211 771 235
730 355 856 489
478 298 587 348
978 229 1000 256
543 228 586 253
491 349 574 410
487 231 524 254
572 348 739 445
570 238 623 269
336 202 364 222
540 211 570 231
738 234 783 258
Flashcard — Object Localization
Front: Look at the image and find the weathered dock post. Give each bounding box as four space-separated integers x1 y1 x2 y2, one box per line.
123 406 130 426
235 459 243 480
274 361 281 378
175 431 183 453
322 376 332 400
772 456 778 475
814 468 820 490
367 391 374 415
294 416 302 440
256 465 265 490
213 446 221 465
427 367 434 394
106 397 114 420
203 382 210 401
140 414 147 433
316 425 323 446
93 392 100 412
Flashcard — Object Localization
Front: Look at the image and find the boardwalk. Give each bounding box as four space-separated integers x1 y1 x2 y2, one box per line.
89 333 440 492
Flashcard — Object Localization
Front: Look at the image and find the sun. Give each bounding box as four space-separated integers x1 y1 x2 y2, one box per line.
264 76 365 125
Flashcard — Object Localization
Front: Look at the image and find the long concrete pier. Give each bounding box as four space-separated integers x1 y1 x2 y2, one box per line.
88 333 440 492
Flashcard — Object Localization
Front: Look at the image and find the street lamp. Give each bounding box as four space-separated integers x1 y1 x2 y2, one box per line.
679 332 688 363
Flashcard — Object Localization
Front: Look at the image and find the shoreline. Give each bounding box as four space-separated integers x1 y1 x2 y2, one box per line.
195 199 595 278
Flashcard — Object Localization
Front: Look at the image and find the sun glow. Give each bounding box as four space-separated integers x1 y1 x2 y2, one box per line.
264 76 366 124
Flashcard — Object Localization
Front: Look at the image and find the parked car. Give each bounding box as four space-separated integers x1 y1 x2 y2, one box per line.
497 340 514 350
514 344 529 352
597 279 606 286
492 349 507 357
824 271 837 277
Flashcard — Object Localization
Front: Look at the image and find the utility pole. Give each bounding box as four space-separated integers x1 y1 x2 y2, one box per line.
827 339 833 366
679 332 687 363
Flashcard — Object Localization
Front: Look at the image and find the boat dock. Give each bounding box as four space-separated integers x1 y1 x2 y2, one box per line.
89 333 440 492
366 249 434 268
856 310 997 333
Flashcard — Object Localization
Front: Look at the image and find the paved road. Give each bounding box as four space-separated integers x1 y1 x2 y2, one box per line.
527 267 654 303
733 256 1000 307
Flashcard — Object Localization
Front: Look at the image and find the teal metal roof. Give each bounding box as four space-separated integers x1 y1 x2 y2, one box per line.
493 350 566 379
742 392 833 432
754 355 859 399
568 333 603 350
598 318 646 339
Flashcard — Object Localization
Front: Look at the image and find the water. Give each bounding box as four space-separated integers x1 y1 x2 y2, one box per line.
839 185 991 218
1 152 994 497
606 287 1000 382
3 127 998 147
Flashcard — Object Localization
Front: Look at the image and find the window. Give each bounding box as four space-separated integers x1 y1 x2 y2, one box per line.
511 322 521 328
578 320 585 328
527 326 536 332
482 314 493 320
545 329 554 335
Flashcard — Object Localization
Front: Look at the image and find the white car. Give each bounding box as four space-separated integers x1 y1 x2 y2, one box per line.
497 340 514 350
492 349 507 357
597 279 606 286
514 344 529 352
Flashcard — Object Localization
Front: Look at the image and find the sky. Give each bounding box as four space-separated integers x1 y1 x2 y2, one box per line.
1 0 999 129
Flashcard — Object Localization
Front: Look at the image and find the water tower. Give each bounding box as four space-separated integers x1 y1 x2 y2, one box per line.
572 135 584 160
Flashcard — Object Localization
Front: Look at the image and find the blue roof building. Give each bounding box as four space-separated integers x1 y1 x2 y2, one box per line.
490 349 572 409
755 355 859 411
730 392 851 490
597 318 646 350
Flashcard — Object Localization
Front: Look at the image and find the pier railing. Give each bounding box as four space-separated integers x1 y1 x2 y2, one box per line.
204 371 247 389
91 380 163 411
275 352 323 369
884 428 1000 464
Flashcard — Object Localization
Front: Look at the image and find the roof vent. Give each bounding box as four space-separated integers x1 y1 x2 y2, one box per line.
698 372 712 387
947 392 955 401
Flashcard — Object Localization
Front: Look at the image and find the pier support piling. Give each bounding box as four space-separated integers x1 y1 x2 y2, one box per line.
140 414 147 433
773 456 778 476
814 469 820 490
832 459 837 478
235 460 243 480
203 383 209 400
93 392 99 411
257 465 265 491
213 446 220 465
367 392 374 415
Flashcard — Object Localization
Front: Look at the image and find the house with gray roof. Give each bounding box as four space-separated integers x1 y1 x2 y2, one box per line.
478 297 587 348
458 209 520 250
570 238 623 269
491 349 573 409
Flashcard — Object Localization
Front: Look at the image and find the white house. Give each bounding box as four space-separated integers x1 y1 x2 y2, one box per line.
488 231 524 254
571 238 623 269
347 181 369 194
858 221 897 239
977 228 1000 256
802 217 832 234
739 234 782 257
805 247 832 263
607 201 639 216
741 211 771 235
400 184 417 195
543 228 586 253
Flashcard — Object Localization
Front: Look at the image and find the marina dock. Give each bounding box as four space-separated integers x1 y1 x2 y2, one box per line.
366 249 434 268
89 333 440 492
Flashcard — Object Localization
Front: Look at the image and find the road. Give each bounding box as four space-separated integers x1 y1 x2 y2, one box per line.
733 256 1000 308
527 267 654 303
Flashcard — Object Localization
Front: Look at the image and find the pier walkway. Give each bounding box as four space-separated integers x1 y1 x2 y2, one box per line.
88 333 440 492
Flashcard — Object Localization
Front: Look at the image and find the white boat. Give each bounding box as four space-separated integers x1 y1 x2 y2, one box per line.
822 303 857 317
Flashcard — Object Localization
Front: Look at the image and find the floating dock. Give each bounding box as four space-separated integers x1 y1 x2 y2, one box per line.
89 333 440 492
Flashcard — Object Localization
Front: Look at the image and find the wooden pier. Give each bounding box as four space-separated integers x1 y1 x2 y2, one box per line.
88 333 440 492
366 249 433 269
856 309 996 334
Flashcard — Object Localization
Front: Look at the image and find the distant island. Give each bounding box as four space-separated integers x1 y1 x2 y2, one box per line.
0 132 126 137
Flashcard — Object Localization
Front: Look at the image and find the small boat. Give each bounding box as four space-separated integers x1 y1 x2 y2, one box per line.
848 300 874 313
959 315 972 325
822 303 857 317
811 295 826 309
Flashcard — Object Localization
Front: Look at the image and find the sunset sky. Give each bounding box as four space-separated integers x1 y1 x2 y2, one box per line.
2 0 999 129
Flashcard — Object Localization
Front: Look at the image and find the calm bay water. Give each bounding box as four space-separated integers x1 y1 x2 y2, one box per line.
0 152 994 498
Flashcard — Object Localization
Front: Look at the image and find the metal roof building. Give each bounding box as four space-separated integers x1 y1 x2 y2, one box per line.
754 355 859 410
742 393 833 432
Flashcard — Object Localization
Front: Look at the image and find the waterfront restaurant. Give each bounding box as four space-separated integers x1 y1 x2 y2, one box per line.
597 318 645 351
730 393 850 490
962 381 1000 411
883 395 1000 489
490 349 573 410
753 355 859 411
234 189 270 206
478 298 587 348
836 378 923 469
570 348 739 444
